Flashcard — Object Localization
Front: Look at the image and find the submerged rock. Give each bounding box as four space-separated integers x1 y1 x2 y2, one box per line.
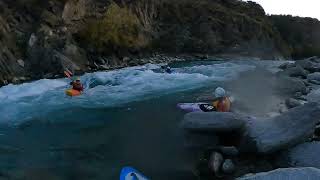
222 159 235 174
238 167 320 180
239 103 320 154
181 112 246 133
208 152 223 175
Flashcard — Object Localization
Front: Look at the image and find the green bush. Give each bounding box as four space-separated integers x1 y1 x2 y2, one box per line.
82 2 146 51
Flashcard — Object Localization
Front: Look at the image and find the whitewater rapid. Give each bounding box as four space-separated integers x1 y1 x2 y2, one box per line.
0 61 284 123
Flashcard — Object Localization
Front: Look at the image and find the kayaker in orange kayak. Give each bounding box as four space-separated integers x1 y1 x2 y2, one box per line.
70 77 84 92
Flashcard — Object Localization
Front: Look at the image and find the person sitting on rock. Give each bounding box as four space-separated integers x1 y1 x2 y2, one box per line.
70 77 84 92
199 87 231 112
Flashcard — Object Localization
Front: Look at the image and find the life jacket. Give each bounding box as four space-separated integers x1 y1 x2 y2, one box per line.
213 97 231 112
72 82 84 91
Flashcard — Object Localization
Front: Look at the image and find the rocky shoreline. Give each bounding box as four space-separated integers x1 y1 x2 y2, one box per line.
180 56 320 179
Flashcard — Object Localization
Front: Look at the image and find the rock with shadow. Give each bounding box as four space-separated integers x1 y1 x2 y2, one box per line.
239 103 320 154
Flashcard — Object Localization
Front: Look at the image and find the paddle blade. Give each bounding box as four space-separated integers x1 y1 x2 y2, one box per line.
64 71 71 78
66 69 73 76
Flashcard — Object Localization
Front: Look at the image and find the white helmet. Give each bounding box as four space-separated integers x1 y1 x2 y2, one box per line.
214 87 226 98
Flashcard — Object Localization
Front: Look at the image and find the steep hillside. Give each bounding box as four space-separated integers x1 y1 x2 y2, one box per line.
270 15 320 59
0 0 309 86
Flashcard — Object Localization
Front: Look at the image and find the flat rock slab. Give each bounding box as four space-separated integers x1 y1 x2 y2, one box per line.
238 167 320 180
240 103 320 154
181 112 246 133
278 142 320 168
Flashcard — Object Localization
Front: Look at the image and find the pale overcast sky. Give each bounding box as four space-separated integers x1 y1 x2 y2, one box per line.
248 0 320 20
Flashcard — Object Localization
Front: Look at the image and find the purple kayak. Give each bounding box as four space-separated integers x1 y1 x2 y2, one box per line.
177 102 215 112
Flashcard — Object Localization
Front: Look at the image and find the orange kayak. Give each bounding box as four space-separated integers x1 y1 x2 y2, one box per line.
65 89 81 96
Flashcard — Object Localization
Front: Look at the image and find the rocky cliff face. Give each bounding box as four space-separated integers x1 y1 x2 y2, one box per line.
0 0 317 86
270 15 320 59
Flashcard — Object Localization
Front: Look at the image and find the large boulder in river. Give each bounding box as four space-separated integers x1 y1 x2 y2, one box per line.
239 103 320 154
277 142 320 168
238 167 320 180
181 112 246 133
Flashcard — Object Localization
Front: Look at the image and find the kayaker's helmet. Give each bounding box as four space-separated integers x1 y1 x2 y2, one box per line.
75 77 80 82
214 87 226 98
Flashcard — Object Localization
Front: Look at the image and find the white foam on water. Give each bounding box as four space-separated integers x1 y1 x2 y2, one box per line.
0 61 257 123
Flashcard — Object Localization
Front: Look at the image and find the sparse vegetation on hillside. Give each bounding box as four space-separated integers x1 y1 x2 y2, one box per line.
81 2 147 52
270 15 320 58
